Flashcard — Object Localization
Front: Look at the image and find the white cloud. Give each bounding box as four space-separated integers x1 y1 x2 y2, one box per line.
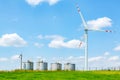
54 56 84 64
104 52 110 56
67 56 74 60
0 33 27 47
88 55 120 68
37 35 84 49
11 55 20 60
51 54 120 69
88 56 104 62
67 56 84 61
48 38 84 48
0 58 8 62
26 0 44 6
47 0 59 5
38 35 43 39
108 56 119 61
45 35 65 41
87 17 112 30
34 42 44 48
26 0 60 6
114 45 120 51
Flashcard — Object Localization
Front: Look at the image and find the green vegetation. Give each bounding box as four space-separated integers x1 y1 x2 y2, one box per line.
0 70 120 80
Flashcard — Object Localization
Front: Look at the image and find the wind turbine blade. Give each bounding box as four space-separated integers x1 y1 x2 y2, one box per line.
79 41 82 47
76 4 88 29
105 30 112 32
78 35 85 48
88 29 112 33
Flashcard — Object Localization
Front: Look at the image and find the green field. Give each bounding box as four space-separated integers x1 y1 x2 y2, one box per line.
0 70 120 80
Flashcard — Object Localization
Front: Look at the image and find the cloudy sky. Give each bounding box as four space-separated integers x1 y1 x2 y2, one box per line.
0 0 120 70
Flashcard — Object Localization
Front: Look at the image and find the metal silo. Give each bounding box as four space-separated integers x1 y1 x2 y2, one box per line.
51 63 62 71
64 63 75 71
23 62 26 70
26 60 34 70
36 61 48 71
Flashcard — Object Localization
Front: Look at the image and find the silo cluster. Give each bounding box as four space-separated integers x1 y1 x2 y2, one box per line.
22 60 76 71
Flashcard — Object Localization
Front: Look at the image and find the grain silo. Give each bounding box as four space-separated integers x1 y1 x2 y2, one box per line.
64 63 75 71
51 63 62 71
23 60 34 70
36 60 48 71
23 62 26 70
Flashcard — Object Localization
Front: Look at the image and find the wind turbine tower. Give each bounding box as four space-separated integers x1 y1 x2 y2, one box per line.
76 4 112 71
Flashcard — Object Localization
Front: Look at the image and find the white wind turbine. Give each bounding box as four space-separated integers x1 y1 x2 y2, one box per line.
76 4 112 71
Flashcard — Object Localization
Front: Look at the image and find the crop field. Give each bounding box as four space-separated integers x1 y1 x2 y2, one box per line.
0 70 120 80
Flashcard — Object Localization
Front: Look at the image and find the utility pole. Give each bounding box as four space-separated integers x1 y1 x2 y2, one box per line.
19 54 22 70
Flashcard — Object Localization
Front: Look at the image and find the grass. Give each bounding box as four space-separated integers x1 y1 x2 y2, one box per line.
0 70 120 80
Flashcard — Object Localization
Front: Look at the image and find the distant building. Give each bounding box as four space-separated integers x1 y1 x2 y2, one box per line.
64 63 75 71
23 60 34 70
36 60 48 71
51 63 62 71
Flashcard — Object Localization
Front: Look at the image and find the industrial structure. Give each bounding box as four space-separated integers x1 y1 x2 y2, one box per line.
51 63 62 71
22 60 76 71
76 4 112 71
19 59 120 71
36 60 48 71
23 60 34 70
64 63 75 71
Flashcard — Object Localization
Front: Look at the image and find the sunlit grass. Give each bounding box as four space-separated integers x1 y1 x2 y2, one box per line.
0 70 120 80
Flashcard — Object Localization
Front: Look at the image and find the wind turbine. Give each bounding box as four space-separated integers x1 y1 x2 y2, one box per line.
76 4 112 71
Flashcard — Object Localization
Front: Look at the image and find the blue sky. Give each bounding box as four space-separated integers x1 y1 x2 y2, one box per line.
0 0 120 70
